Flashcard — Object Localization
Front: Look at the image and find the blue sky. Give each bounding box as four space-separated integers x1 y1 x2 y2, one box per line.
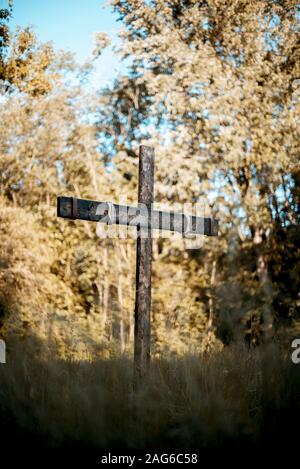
5 0 124 88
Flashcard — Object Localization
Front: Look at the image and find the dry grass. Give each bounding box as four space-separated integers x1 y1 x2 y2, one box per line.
0 337 299 452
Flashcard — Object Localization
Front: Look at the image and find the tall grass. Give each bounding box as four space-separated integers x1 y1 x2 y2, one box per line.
0 338 299 451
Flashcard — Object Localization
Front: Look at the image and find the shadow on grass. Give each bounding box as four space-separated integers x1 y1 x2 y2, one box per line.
0 336 300 456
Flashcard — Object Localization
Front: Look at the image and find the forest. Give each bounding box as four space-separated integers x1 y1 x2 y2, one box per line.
0 0 300 459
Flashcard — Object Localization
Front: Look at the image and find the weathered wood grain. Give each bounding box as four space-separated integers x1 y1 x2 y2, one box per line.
57 197 218 236
134 145 154 383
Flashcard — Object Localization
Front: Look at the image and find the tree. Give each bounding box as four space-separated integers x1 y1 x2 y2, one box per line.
1 0 299 358
106 0 300 344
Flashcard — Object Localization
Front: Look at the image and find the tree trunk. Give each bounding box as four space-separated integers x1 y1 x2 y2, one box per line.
103 246 109 337
117 249 125 353
207 259 217 330
254 228 273 340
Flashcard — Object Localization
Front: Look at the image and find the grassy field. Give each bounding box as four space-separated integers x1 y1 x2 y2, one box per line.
0 339 299 454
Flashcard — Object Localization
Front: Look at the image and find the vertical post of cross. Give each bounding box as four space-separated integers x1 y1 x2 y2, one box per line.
134 145 154 385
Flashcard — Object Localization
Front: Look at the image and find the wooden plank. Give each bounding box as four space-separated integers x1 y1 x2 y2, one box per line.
57 196 218 236
134 145 154 383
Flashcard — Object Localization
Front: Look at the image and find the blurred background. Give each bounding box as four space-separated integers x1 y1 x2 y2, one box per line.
0 0 299 451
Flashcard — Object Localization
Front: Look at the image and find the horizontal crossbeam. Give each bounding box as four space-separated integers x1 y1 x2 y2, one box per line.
57 196 218 236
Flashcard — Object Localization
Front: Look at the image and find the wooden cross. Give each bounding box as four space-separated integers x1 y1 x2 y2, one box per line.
57 146 218 383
